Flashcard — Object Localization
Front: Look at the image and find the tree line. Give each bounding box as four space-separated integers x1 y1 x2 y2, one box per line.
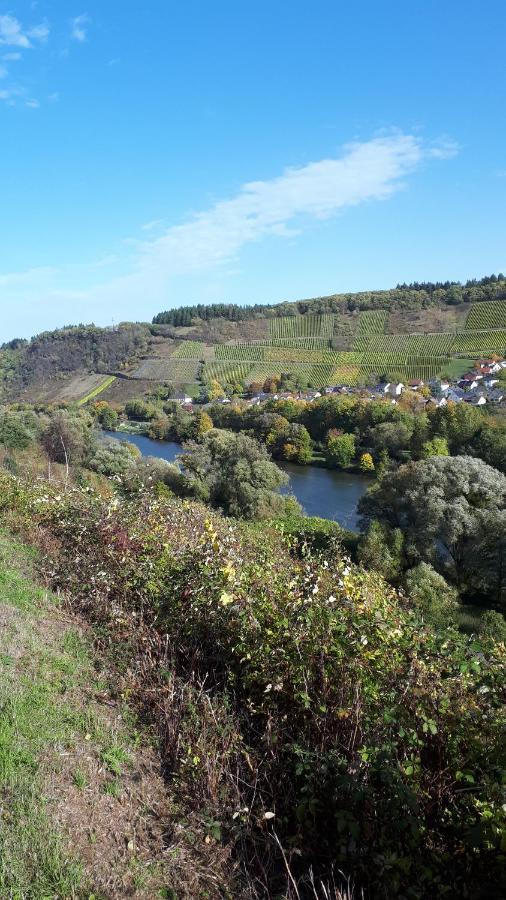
153 273 506 325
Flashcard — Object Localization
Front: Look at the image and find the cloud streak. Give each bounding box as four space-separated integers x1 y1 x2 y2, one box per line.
135 133 426 277
0 132 457 340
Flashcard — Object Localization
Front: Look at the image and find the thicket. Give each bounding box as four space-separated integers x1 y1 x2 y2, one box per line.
0 473 503 898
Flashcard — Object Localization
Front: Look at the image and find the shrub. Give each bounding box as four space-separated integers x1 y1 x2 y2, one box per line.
0 472 503 898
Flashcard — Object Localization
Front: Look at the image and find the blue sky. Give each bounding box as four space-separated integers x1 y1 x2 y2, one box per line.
0 0 505 342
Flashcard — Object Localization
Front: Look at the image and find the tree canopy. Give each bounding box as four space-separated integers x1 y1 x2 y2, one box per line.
359 455 506 607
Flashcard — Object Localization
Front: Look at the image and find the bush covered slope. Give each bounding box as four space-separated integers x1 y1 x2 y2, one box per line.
1 471 504 898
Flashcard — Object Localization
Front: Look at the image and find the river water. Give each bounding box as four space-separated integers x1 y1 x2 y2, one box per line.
104 430 369 531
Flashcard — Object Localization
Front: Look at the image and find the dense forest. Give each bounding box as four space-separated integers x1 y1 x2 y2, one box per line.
0 323 149 395
153 273 506 326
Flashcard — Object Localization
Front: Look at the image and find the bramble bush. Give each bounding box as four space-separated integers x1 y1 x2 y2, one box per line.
0 471 504 898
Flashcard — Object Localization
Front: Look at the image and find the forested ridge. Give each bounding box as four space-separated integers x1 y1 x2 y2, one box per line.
153 273 506 326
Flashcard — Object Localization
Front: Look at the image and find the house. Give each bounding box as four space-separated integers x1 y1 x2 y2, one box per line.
476 359 502 374
458 376 479 391
172 391 193 404
464 394 487 406
408 379 424 390
486 388 505 403
299 390 321 402
425 396 447 409
428 378 450 394
386 382 404 397
446 387 466 402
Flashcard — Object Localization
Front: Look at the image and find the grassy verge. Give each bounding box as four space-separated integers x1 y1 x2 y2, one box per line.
0 530 168 899
0 532 88 897
78 375 116 406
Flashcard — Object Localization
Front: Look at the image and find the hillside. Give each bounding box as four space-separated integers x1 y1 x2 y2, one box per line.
0 468 503 899
2 274 506 405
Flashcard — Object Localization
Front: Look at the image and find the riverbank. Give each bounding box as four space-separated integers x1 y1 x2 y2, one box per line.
103 430 369 530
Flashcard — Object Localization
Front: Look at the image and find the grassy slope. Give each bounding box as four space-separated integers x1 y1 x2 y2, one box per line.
0 530 171 899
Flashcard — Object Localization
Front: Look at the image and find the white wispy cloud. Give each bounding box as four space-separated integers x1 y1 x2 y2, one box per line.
71 15 90 43
25 98 40 108
3 51 22 61
28 22 49 43
134 133 426 277
0 14 48 48
0 132 458 338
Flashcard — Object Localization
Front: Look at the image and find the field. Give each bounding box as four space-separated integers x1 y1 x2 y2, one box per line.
352 333 455 355
132 359 201 382
465 300 506 330
268 314 335 339
171 340 206 358
202 361 253 384
357 310 388 334
78 375 116 405
452 330 506 354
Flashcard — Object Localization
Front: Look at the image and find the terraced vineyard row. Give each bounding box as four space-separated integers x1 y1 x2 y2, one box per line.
358 310 388 334
352 333 455 355
246 362 336 387
267 337 332 349
268 314 335 339
171 341 205 358
132 359 201 382
215 344 339 363
452 330 506 353
202 361 253 384
465 301 506 330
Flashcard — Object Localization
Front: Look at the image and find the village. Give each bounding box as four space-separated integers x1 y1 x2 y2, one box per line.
169 357 506 412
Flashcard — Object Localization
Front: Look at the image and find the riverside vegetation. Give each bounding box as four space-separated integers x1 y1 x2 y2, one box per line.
0 400 504 898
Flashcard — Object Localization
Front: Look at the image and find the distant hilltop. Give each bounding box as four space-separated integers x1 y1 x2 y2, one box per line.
152 273 506 327
2 274 506 406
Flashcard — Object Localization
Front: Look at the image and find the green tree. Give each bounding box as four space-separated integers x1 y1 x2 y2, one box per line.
0 412 35 450
421 436 449 458
325 430 356 468
181 429 291 519
358 520 404 581
41 410 92 466
281 423 312 465
404 563 458 628
359 456 506 604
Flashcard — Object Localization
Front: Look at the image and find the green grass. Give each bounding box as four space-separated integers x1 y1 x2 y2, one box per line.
77 375 116 406
0 533 88 897
440 357 476 379
0 528 141 899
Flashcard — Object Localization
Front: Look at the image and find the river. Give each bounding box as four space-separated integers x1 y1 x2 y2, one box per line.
104 430 369 531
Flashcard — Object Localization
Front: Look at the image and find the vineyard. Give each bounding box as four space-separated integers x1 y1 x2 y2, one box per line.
171 341 205 358
268 314 335 339
465 300 506 330
452 330 506 353
358 310 388 334
202 361 253 385
352 333 455 355
132 359 201 382
133 300 506 390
